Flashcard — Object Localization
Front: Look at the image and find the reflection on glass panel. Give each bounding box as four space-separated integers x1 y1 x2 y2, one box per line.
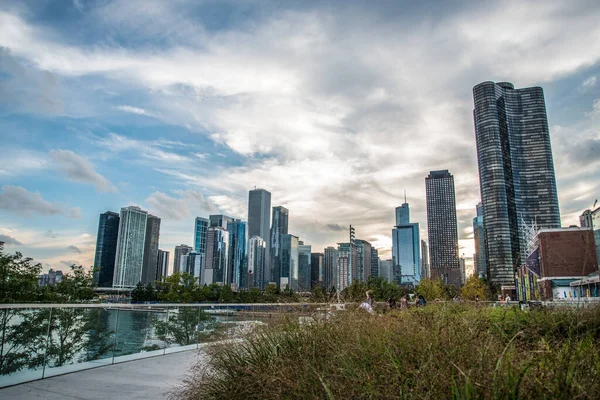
0 307 51 387
113 308 166 362
43 307 118 378
163 306 211 354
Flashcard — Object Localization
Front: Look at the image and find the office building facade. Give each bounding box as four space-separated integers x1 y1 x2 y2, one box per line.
204 227 230 285
227 219 247 290
298 244 312 292
337 242 357 291
93 211 120 287
156 249 169 280
370 248 379 278
473 203 487 279
248 189 271 287
420 240 429 280
392 203 421 286
248 236 266 289
173 244 193 275
209 214 234 229
311 252 324 288
354 239 372 282
473 81 561 284
194 217 209 253
280 234 299 290
270 206 289 288
425 170 460 286
113 206 148 288
141 215 161 285
323 246 338 291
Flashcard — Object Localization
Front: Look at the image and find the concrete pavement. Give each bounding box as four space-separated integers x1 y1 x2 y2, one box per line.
0 350 204 400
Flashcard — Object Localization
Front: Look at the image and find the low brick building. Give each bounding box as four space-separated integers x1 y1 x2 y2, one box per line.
523 228 598 301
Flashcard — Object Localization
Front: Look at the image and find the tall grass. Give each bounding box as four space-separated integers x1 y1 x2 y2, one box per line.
173 304 600 399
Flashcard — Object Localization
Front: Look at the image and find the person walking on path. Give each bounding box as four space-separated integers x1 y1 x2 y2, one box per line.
359 290 375 314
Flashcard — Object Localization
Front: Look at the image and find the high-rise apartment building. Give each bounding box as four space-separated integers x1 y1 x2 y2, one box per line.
156 249 169 280
204 227 230 285
280 234 299 290
248 236 266 289
298 243 312 292
227 219 247 290
173 244 193 275
420 240 429 280
392 203 421 286
93 211 120 287
185 251 203 281
473 203 487 279
113 206 148 288
354 239 372 282
248 189 271 287
323 246 338 291
194 217 209 253
379 259 394 283
311 253 324 288
473 81 561 284
270 206 289 288
141 215 161 285
425 170 460 286
337 242 357 291
370 248 379 278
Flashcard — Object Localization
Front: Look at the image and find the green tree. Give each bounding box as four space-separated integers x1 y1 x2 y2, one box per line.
0 244 43 303
416 279 444 301
131 282 146 303
460 275 490 301
154 308 214 346
310 284 328 302
263 284 279 303
219 285 234 303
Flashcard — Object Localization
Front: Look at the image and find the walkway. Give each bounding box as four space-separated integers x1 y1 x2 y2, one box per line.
0 350 204 400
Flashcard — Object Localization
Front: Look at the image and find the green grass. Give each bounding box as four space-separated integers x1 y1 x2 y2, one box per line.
173 304 600 399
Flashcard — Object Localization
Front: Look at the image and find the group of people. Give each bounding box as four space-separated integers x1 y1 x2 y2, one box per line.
359 290 426 314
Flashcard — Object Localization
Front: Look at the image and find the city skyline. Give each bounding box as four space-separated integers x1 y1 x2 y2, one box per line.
1 1 599 274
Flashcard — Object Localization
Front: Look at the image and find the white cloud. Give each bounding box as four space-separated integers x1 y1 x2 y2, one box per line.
50 149 116 192
116 105 155 117
0 233 22 245
582 76 597 91
0 185 64 217
585 99 600 117
145 190 218 221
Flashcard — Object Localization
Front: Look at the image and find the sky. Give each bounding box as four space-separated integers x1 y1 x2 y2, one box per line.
0 0 599 274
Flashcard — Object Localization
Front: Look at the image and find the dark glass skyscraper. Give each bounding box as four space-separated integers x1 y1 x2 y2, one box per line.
311 252 324 287
392 203 421 286
280 234 298 290
323 246 338 291
370 248 379 278
473 203 487 279
227 219 247 289
248 189 271 287
93 211 120 287
194 217 209 253
425 170 460 286
298 243 312 292
473 81 561 284
141 214 161 285
270 206 289 287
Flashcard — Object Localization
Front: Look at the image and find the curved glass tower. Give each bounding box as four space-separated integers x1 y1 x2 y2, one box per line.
473 81 560 285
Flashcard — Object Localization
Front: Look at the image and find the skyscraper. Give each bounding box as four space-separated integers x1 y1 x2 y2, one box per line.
311 252 324 288
248 236 266 289
298 243 312 292
337 242 357 291
209 214 234 229
473 81 561 284
379 260 394 283
370 248 379 278
323 246 338 291
173 244 193 274
194 217 209 253
420 240 429 280
392 203 421 286
280 234 299 290
270 206 289 288
354 239 372 282
580 210 593 229
227 219 247 290
473 203 487 279
93 211 120 287
141 214 161 285
425 170 460 286
248 189 271 287
204 227 230 285
185 251 203 280
113 206 148 288
156 249 169 280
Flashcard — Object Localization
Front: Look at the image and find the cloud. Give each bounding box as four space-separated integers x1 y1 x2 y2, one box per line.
0 185 64 217
67 245 82 254
50 149 116 192
585 99 600 117
581 76 597 92
116 105 155 117
145 190 218 221
95 133 191 164
60 260 79 266
326 224 346 232
0 234 22 245
68 207 82 219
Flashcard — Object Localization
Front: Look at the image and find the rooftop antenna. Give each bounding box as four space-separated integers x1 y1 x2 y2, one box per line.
404 190 407 204
593 199 598 209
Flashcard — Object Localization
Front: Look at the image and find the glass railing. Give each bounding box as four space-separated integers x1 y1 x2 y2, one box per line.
0 303 330 388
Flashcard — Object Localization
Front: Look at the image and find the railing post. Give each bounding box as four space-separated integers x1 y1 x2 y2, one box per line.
111 308 120 365
41 307 53 379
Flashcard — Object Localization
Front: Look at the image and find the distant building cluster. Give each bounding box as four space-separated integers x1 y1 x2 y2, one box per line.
88 80 600 300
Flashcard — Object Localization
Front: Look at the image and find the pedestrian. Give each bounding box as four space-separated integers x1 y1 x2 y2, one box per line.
387 297 397 309
400 296 409 310
359 290 375 314
418 295 426 307
475 295 479 303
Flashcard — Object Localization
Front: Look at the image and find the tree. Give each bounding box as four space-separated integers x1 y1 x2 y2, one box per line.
0 244 43 303
460 275 490 301
131 282 146 303
263 284 279 303
416 279 444 301
219 285 234 303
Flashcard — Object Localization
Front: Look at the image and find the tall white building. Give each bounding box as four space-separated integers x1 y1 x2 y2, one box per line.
113 206 148 288
248 236 266 289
